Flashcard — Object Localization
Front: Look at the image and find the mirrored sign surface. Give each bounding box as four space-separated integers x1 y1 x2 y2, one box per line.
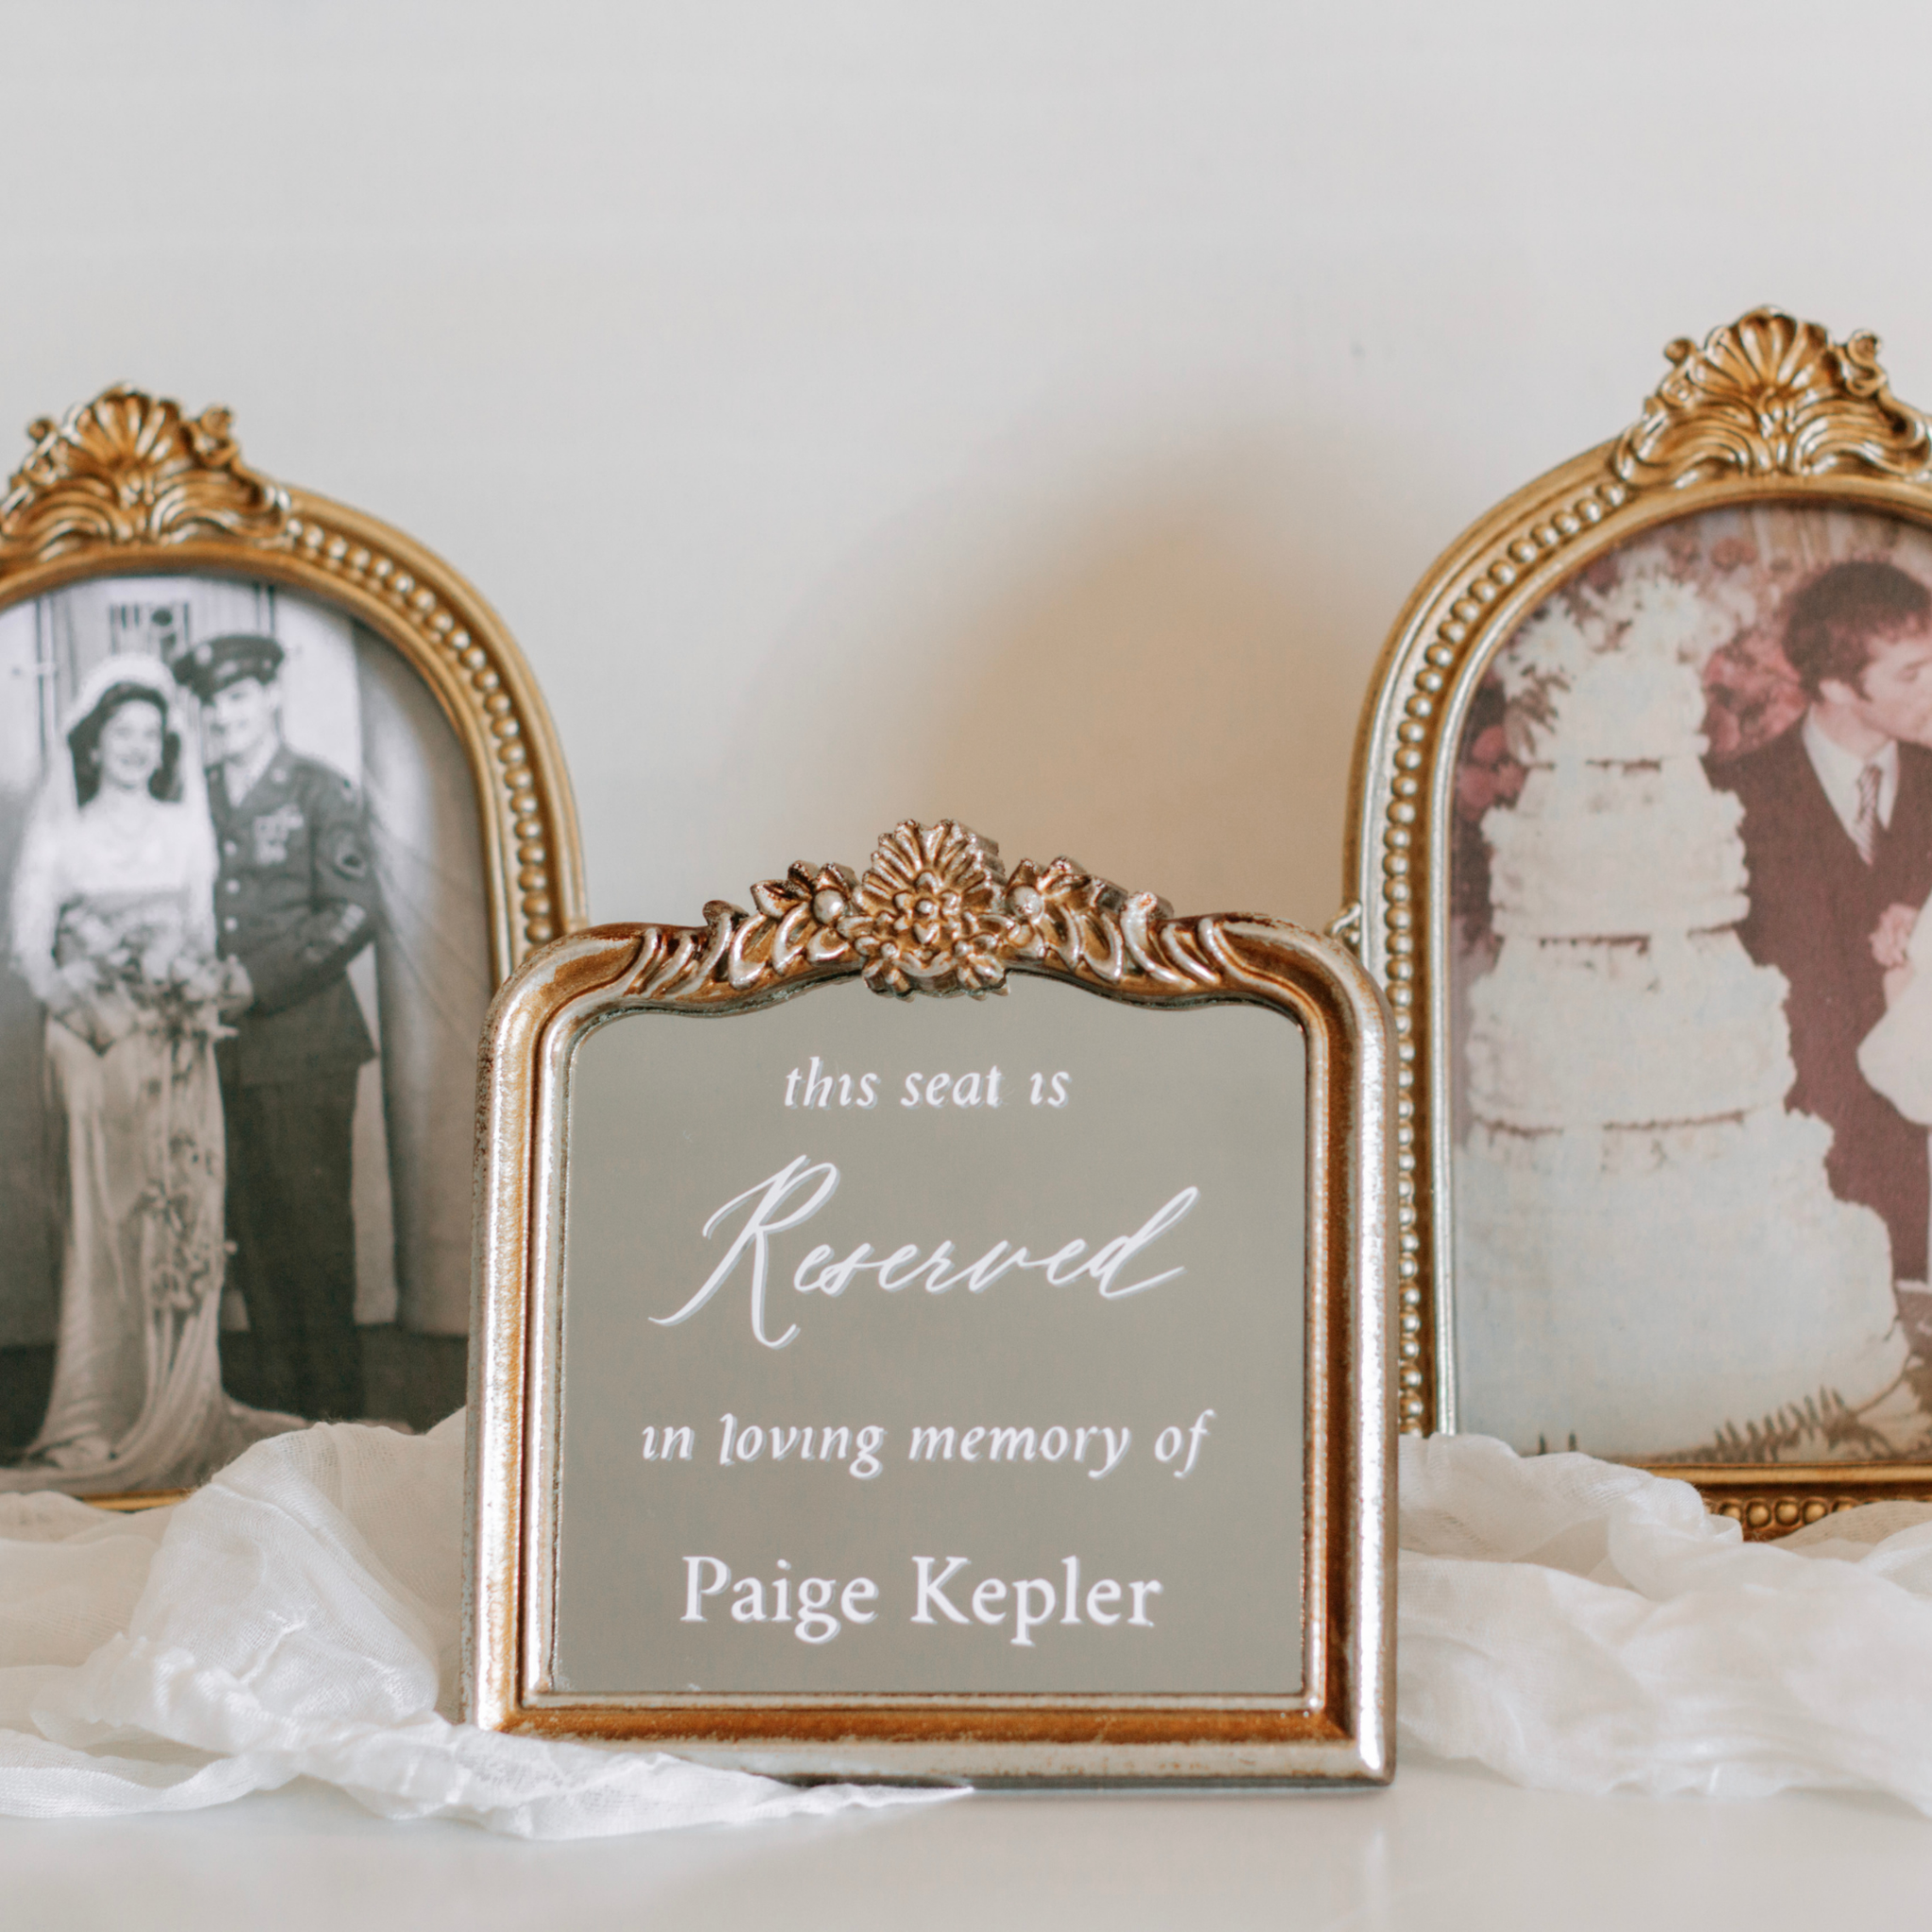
551 975 1307 1697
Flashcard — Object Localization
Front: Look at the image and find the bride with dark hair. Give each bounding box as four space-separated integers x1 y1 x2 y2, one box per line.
2 657 291 1491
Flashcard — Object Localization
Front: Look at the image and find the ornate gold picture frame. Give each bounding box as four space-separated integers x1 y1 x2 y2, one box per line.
1348 308 1932 1533
467 821 1392 1783
0 388 583 1501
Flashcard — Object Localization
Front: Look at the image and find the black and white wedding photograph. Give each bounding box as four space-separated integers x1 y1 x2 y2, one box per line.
1451 507 1932 1463
0 574 492 1492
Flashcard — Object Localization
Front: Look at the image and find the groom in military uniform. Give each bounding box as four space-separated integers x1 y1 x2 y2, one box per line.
171 634 383 1421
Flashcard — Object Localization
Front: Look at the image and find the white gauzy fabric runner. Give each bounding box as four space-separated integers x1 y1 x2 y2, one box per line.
9 1417 1932 1831
1401 1432 1932 1810
0 1413 945 1836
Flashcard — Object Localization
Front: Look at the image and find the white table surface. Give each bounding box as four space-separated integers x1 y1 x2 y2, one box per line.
8 1753 1931 1931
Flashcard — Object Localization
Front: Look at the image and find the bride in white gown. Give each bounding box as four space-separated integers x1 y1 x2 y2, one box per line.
2 658 298 1492
1861 892 1932 1366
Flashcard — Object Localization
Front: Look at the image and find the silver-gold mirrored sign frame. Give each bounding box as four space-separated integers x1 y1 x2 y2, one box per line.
465 820 1393 1785
1347 307 1932 1533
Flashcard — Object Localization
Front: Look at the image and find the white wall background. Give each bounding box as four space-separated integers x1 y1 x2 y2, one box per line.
6 0 1932 931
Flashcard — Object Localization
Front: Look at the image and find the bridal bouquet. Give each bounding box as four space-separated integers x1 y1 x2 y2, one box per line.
51 905 244 1055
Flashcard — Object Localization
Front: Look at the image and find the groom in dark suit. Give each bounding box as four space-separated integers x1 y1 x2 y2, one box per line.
1712 560 1932 1295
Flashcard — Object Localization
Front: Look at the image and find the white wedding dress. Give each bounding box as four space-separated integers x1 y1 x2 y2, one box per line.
1860 894 1932 1299
2 658 299 1493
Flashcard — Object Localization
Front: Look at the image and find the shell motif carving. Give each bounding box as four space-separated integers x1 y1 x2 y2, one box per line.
1611 306 1932 490
0 386 290 563
622 818 1242 1006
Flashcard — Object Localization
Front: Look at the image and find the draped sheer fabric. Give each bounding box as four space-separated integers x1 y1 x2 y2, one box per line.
6 1419 1932 1831
1401 1432 1932 1807
0 1414 945 1836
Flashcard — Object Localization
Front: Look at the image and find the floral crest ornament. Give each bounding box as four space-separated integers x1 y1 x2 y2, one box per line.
1611 307 1932 490
0 386 290 562
840 820 1025 994
620 818 1241 1006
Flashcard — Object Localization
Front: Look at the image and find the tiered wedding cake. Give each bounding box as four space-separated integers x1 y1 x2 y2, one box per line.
1457 561 1907 1458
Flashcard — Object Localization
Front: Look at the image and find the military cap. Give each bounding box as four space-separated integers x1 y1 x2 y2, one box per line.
171 632 285 703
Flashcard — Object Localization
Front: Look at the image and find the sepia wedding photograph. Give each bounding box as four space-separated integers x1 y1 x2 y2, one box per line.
0 572 494 1493
1449 506 1932 1464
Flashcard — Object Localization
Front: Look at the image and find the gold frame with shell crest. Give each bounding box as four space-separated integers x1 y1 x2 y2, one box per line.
0 385 586 1505
1346 308 1932 1538
466 819 1393 1784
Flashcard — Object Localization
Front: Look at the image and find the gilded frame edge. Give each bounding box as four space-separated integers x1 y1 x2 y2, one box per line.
462 825 1394 1783
1343 307 1932 1534
0 387 588 989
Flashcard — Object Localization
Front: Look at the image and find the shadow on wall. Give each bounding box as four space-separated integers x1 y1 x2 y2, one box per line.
732 430 1414 927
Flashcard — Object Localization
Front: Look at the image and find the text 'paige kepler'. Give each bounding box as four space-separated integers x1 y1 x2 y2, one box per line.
680 1554 1166 1646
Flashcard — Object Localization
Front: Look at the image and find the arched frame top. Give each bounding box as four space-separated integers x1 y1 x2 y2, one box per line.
0 387 586 983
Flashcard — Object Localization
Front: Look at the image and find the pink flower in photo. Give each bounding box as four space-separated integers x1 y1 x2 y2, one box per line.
1455 724 1526 822
1703 625 1807 764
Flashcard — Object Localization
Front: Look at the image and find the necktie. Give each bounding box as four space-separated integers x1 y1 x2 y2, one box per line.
1855 760 1883 866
